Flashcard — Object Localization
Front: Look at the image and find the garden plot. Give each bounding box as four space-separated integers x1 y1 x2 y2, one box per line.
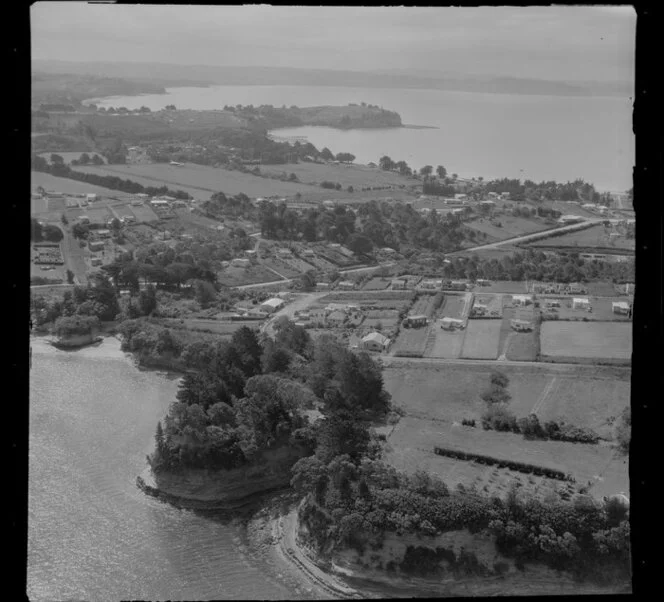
127 203 159 222
302 253 337 271
437 293 469 320
505 330 540 361
362 277 392 291
393 326 430 357
460 320 502 359
319 291 414 308
362 309 400 332
471 280 529 294
217 265 285 287
425 328 465 359
384 415 628 498
283 255 318 273
409 293 441 318
540 322 632 362
82 207 112 223
262 257 302 279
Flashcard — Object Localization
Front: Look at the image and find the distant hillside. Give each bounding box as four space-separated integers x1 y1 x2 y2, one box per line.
33 60 632 97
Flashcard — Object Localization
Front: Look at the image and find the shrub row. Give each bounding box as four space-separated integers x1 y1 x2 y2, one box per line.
433 446 574 482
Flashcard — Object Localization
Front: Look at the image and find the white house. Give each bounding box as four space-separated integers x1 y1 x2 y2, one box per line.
360 332 390 352
512 294 532 307
260 298 286 314
403 314 428 328
440 317 464 330
88 240 105 252
479 200 496 208
572 297 591 310
337 280 355 290
150 199 170 207
419 279 442 290
326 310 347 325
391 278 407 290
612 301 630 315
231 258 251 268
558 215 583 225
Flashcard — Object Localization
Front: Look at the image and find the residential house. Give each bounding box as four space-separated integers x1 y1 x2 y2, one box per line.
558 215 583 224
479 200 496 209
543 299 561 308
337 280 355 290
326 310 347 326
440 317 464 330
419 279 442 290
260 298 286 314
391 278 407 290
510 308 534 331
88 240 105 252
476 279 492 286
90 256 103 267
277 248 292 257
231 258 251 268
403 314 428 328
360 332 390 352
95 229 112 239
612 301 630 315
572 297 591 310
301 248 315 258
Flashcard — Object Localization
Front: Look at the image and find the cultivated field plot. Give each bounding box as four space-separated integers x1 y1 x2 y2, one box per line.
362 309 400 330
362 277 391 291
505 329 539 361
282 255 317 273
540 322 632 361
425 328 465 359
392 326 430 357
409 294 439 317
384 415 628 498
584 281 626 297
73 164 322 199
217 265 284 287
543 296 632 322
262 258 301 279
437 293 468 319
31 261 67 282
83 207 113 223
31 171 132 199
472 280 529 294
525 224 635 251
464 216 550 242
127 203 159 222
300 254 337 271
460 320 502 359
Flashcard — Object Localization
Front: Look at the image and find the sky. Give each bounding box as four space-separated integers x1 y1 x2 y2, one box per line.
31 4 635 83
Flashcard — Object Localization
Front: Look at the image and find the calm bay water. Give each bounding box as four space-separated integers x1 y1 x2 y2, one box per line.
91 84 634 192
28 337 298 601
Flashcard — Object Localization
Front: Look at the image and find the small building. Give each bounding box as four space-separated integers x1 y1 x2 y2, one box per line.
479 200 496 208
558 215 583 225
582 203 598 210
476 279 491 286
512 294 532 307
454 193 468 200
510 308 534 331
90 256 103 267
419 279 442 290
403 314 428 328
472 303 488 316
360 332 390 352
301 248 315 257
260 298 286 314
337 280 355 290
78 215 90 224
380 247 396 254
452 208 466 216
231 258 251 268
499 192 511 200
440 317 464 330
323 200 335 209
487 192 499 199
88 240 105 252
96 229 112 238
544 299 561 308
612 301 630 315
572 297 591 310
391 278 407 290
277 248 292 257
86 193 98 202
150 199 170 207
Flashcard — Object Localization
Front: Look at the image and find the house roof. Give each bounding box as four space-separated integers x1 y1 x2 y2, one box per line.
262 298 285 308
573 297 590 304
362 332 389 345
406 314 428 321
612 301 630 309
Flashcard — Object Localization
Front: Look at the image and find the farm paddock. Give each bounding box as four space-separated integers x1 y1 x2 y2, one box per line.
460 320 502 359
540 321 632 362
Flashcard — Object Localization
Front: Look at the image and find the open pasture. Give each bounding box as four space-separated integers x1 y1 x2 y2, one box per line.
409 293 439 318
505 330 540 361
540 321 632 361
542 296 631 322
425 327 465 359
525 223 635 251
392 326 430 357
464 215 550 242
126 203 159 222
31 171 132 199
73 163 323 199
460 319 502 359
437 293 468 320
361 277 391 291
217 265 283 287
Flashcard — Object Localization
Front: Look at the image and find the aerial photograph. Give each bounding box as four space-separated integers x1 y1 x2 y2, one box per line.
29 3 634 600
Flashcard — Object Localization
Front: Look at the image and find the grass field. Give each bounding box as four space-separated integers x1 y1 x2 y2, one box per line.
542 297 632 322
540 321 632 361
472 281 529 294
73 163 323 199
437 293 468 319
505 330 540 361
464 215 551 242
177 319 261 336
362 277 391 291
217 265 284 287
393 326 430 357
425 328 465 359
126 203 159 222
460 320 502 359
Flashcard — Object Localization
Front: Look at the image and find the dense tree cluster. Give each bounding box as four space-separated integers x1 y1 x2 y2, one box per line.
31 218 64 243
441 249 634 284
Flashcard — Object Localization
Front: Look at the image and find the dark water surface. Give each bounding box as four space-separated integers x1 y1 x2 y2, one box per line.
28 337 299 601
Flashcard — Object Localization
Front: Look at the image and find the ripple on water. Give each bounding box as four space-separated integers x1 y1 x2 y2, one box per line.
29 342 296 601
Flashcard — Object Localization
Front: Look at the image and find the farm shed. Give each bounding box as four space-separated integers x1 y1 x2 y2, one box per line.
572 297 591 310
260 298 286 314
440 317 464 330
360 332 390 352
403 314 428 328
231 258 251 268
337 281 355 290
88 240 104 252
326 310 347 325
612 301 630 315
391 279 407 290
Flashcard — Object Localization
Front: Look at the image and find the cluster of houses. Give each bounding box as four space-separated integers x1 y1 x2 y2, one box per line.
33 243 64 265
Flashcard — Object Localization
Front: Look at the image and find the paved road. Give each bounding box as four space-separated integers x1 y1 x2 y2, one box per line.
449 218 604 255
